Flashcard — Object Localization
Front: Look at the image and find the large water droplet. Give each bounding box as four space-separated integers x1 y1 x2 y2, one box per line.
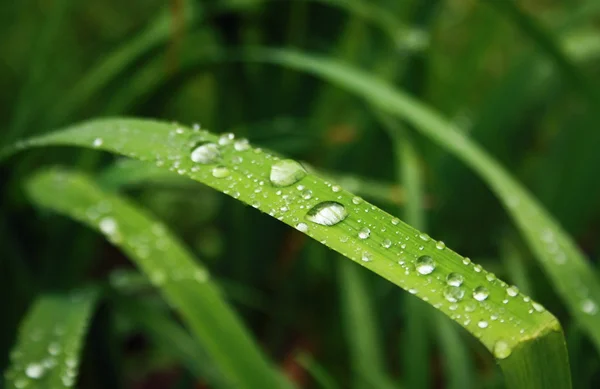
493 340 512 359
305 201 348 226
446 272 464 287
443 286 465 302
415 255 435 275
473 286 489 301
270 159 307 187
191 142 220 164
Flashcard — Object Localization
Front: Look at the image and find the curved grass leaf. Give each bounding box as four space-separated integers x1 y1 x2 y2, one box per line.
112 297 227 387
3 118 569 388
4 289 98 389
23 168 291 389
242 47 600 352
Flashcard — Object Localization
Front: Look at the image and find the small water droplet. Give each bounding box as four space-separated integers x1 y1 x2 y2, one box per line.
361 252 373 262
218 133 235 145
190 142 220 164
25 363 45 379
419 233 430 241
415 255 435 275
436 241 446 250
485 273 496 282
446 272 464 287
477 320 489 329
473 286 489 301
352 196 362 205
443 286 465 302
532 301 545 312
48 343 61 356
391 218 400 225
99 217 118 236
381 239 392 249
358 228 371 240
305 201 348 226
296 222 308 232
233 138 250 151
270 159 307 187
331 185 341 192
581 299 598 315
506 285 519 297
302 190 313 200
462 257 471 265
211 166 230 178
93 138 103 147
493 340 512 359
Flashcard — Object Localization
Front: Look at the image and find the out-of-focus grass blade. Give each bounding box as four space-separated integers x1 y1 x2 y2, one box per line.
49 1 199 126
245 47 600 355
113 297 227 387
3 118 570 388
338 260 396 389
295 352 339 389
4 289 98 389
487 0 600 107
23 168 291 389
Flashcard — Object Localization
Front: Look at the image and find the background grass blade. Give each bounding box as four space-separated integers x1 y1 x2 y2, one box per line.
338 260 396 389
4 289 98 389
4 117 571 388
23 168 291 389
242 47 600 356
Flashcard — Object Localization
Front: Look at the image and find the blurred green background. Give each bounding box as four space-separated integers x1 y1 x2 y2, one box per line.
2 0 600 388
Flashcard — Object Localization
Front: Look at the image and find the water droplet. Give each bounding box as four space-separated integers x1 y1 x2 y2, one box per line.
443 286 465 302
462 257 471 265
352 196 362 205
358 228 371 240
99 217 118 236
234 138 250 151
581 299 598 315
485 273 496 282
506 285 519 297
381 239 392 249
532 301 545 312
391 218 400 225
190 142 220 164
93 138 103 147
48 343 61 356
302 190 313 200
419 233 430 241
436 241 446 250
25 363 45 379
473 286 489 301
493 340 512 359
473 264 482 272
218 132 235 145
361 252 373 262
211 166 230 178
415 255 435 275
331 185 341 192
305 201 348 226
270 159 307 187
446 272 464 287
296 222 308 232
478 320 489 329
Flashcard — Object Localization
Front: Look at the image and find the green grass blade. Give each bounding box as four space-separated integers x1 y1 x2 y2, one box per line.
295 352 339 389
243 47 600 355
338 260 396 389
113 297 227 387
23 168 291 389
3 117 571 388
4 289 98 389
